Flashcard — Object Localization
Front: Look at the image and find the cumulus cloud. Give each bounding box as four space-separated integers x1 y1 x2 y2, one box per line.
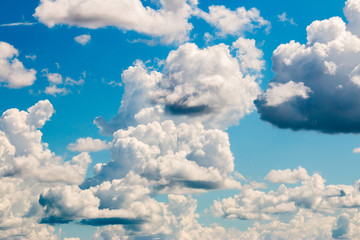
0 41 36 88
34 0 198 44
212 167 360 221
67 137 109 152
0 101 92 239
74 34 91 45
95 39 262 135
84 120 239 192
199 5 270 36
256 1 360 133
265 166 310 183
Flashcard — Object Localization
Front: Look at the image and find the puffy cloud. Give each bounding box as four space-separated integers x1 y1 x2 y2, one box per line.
0 41 36 88
0 101 92 239
199 5 270 36
67 137 109 152
34 0 197 44
46 73 62 84
265 166 310 183
259 81 311 107
85 120 239 192
95 40 262 134
212 167 360 221
44 85 69 96
256 1 360 133
74 34 91 45
207 167 360 239
94 194 246 240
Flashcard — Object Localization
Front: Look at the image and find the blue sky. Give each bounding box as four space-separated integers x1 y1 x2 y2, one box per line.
1 0 360 239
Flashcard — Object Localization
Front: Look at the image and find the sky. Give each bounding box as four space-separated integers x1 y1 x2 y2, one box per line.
1 0 360 239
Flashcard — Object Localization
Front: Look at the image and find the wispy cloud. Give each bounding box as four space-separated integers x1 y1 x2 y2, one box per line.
277 12 296 25
0 22 37 27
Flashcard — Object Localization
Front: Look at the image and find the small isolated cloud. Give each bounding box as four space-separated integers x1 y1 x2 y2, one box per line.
25 54 36 60
34 0 198 44
67 137 109 152
0 41 36 88
74 34 91 45
46 72 62 84
44 84 68 96
256 0 360 133
353 147 360 153
199 5 270 36
43 71 84 96
0 22 36 27
277 12 296 25
95 38 262 135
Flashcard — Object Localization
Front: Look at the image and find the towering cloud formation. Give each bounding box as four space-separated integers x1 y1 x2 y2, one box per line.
0 101 91 239
0 41 36 88
95 38 262 135
256 0 360 133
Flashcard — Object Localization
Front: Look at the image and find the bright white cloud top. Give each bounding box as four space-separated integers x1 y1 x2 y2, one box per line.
95 38 262 135
0 41 36 88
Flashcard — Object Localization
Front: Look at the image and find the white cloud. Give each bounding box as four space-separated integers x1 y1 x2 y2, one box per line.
25 54 37 61
199 5 270 36
34 0 197 44
95 39 262 134
232 37 265 73
261 81 312 107
44 85 69 96
277 12 296 25
86 120 239 193
0 41 36 88
0 100 92 239
46 72 62 84
212 167 360 222
353 147 360 153
74 34 91 45
67 137 109 152
265 166 310 183
256 1 360 133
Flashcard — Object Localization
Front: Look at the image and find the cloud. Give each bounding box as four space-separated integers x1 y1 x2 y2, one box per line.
44 85 69 96
0 100 92 239
212 167 360 221
84 120 239 192
95 39 262 135
199 5 270 36
46 73 62 84
353 147 360 153
256 1 360 133
0 22 36 27
260 81 312 107
67 137 109 152
265 166 310 183
43 72 84 96
0 41 36 88
34 0 198 44
277 12 296 25
74 34 91 45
